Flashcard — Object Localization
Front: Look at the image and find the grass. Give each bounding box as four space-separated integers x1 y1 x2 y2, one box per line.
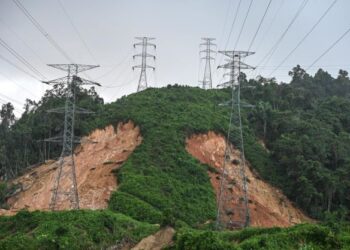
169 223 345 250
0 210 158 250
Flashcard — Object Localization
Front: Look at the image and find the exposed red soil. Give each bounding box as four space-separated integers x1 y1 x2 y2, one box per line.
186 131 311 228
1 121 141 214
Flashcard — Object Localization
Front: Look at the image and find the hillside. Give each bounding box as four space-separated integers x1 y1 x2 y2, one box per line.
186 132 310 227
3 122 141 212
0 68 350 249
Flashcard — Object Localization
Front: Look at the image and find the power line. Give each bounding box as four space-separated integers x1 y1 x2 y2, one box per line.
0 37 47 79
218 0 235 45
218 0 243 65
12 0 74 63
258 64 350 69
0 71 38 98
0 53 39 80
246 0 273 52
223 0 242 50
108 75 137 105
0 92 24 106
256 0 309 71
95 47 133 80
307 27 350 71
233 0 254 50
56 0 98 63
216 0 243 82
0 17 47 66
269 0 338 76
253 0 285 53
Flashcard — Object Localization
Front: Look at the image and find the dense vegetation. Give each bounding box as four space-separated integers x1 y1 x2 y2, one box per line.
0 65 350 248
0 211 348 250
169 223 350 250
95 85 272 226
241 66 350 219
0 210 158 250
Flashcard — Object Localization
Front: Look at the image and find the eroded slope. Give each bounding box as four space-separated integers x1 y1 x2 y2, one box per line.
3 121 141 212
186 131 311 228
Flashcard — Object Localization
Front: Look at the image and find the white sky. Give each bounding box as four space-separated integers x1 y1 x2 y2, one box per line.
0 0 350 116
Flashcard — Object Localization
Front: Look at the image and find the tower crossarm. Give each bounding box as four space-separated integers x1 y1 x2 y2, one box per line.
132 65 155 70
133 53 156 59
43 76 100 86
133 42 156 48
240 62 256 70
47 64 99 74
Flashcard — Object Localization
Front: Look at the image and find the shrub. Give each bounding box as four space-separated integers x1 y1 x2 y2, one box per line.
0 210 158 250
109 191 163 224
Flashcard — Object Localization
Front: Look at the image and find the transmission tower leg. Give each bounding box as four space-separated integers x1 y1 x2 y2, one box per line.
49 157 64 210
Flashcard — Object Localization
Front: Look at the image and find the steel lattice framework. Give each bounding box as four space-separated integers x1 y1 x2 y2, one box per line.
216 51 255 229
199 38 216 89
43 64 100 210
132 37 156 92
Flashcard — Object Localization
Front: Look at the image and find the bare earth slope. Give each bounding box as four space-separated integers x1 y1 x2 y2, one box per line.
2 121 141 213
186 131 311 228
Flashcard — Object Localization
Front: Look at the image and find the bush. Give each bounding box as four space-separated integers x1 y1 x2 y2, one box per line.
0 210 158 250
171 224 347 250
109 191 163 224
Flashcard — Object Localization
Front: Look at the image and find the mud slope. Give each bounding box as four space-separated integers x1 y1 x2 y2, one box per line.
4 121 141 212
186 131 311 228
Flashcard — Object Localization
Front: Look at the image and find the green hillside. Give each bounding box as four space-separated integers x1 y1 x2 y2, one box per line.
95 85 274 226
0 66 350 249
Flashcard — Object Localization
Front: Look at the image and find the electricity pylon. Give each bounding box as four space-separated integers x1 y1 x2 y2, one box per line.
132 37 156 92
43 64 101 210
199 38 216 89
216 51 255 229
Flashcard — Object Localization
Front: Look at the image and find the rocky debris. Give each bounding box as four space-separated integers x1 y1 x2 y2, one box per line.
131 227 175 250
0 208 17 216
1 121 141 214
186 131 311 228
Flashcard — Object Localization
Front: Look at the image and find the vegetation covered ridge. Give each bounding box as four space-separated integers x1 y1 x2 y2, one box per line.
1 66 350 227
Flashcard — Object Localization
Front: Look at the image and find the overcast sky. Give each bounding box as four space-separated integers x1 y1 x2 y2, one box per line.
1 0 350 116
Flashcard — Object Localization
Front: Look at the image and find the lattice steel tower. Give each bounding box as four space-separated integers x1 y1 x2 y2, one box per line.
199 38 216 89
216 51 255 229
132 37 156 92
43 64 101 210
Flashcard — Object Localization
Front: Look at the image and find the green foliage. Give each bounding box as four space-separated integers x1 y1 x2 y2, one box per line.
2 65 350 229
109 191 163 224
87 86 274 226
0 210 158 250
172 230 236 250
171 223 346 250
243 68 350 219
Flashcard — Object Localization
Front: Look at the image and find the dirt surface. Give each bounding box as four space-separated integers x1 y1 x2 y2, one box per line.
186 131 311 228
131 227 175 250
1 121 141 214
